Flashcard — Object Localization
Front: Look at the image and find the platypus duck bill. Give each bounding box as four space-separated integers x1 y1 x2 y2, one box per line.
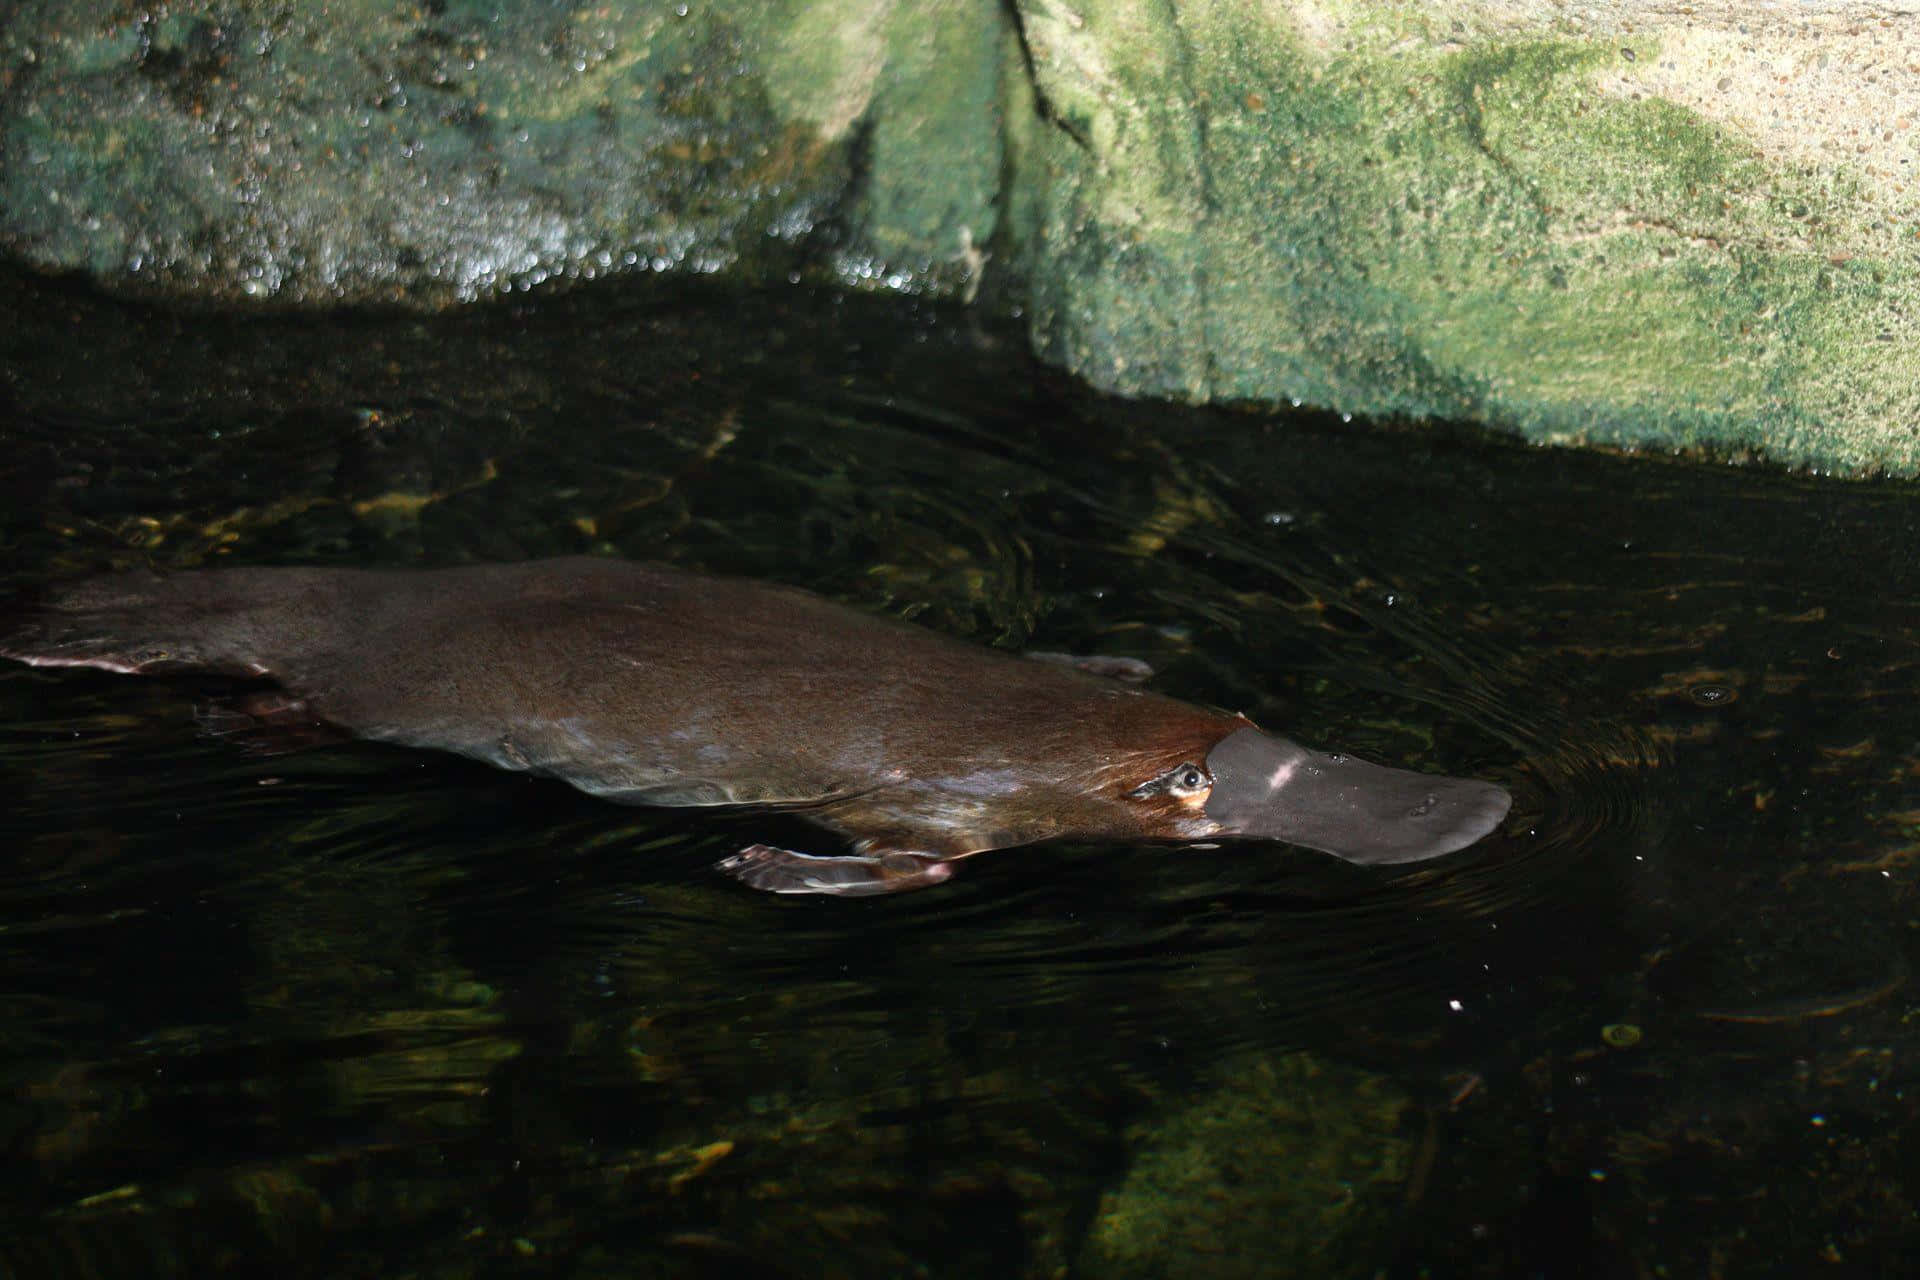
1201 727 1513 865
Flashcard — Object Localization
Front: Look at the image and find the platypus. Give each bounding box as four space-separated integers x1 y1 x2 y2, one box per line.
1 558 1511 896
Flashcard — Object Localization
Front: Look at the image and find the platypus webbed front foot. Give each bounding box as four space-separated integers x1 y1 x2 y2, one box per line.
717 845 956 896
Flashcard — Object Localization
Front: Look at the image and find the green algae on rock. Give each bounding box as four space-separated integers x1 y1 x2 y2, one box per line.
0 1 1007 304
1003 0 1920 475
1076 1052 1414 1278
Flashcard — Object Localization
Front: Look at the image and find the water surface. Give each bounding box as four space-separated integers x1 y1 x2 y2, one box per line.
2 273 1917 1276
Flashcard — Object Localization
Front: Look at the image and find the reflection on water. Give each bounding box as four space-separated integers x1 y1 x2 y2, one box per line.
3 272 1919 1275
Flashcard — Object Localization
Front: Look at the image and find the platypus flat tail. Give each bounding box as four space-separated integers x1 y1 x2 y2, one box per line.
2 569 321 678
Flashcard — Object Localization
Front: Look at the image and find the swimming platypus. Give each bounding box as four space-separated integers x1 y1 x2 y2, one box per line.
1 558 1510 896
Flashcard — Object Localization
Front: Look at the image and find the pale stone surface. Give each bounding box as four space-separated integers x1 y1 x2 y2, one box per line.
1291 2 1920 210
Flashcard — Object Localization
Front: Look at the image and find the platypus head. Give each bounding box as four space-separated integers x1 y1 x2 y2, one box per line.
1126 726 1511 865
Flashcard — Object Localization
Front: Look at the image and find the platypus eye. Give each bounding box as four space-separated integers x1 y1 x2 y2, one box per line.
1128 762 1212 799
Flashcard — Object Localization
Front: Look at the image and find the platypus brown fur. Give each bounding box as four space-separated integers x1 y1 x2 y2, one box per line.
1 558 1511 896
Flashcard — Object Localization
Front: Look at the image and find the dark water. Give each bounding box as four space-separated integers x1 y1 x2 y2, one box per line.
2 271 1918 1277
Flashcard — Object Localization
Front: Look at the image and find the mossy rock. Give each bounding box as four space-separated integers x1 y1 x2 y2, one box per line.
1077 1052 1413 1278
0 1 1005 304
6 1 1920 472
1004 0 1920 475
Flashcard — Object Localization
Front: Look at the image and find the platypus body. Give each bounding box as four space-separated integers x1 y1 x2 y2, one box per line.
2 558 1511 895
